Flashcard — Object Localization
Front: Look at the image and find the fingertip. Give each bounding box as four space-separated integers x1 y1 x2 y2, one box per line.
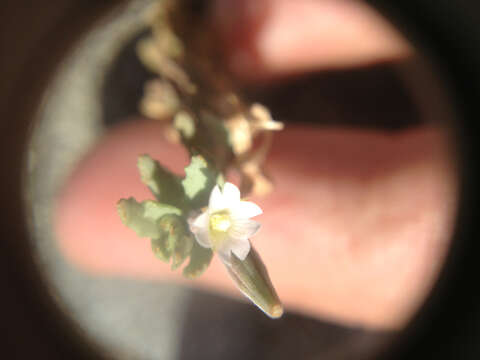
212 0 412 81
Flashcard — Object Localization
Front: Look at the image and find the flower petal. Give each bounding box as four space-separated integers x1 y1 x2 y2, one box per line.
230 220 261 240
217 237 251 264
189 213 212 248
192 228 211 248
209 185 227 212
191 212 208 229
232 201 263 219
230 238 251 261
222 182 241 204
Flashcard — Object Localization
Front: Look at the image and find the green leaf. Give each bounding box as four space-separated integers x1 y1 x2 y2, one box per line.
117 197 181 238
181 155 218 209
151 235 171 262
179 111 233 170
154 214 195 269
122 155 228 279
157 214 192 262
137 155 185 208
171 232 194 270
182 242 214 279
227 246 283 318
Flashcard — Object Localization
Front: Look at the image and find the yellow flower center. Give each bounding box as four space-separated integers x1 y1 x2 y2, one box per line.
210 212 232 232
209 211 232 249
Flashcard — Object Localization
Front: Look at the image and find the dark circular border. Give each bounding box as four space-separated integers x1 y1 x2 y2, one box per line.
369 1 480 359
0 2 125 358
1 1 480 358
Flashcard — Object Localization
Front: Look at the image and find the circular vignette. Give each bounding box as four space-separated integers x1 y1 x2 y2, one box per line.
0 1 128 359
366 1 480 359
0 1 480 359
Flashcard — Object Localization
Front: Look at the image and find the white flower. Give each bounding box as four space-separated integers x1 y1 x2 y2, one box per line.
189 182 262 264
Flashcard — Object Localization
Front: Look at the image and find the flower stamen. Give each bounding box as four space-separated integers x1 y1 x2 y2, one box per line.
209 211 232 250
210 212 232 233
190 182 262 261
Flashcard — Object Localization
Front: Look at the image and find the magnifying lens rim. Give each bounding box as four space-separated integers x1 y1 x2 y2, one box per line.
1 0 479 358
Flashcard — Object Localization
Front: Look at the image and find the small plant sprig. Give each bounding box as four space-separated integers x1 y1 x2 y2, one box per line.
117 0 283 318
118 154 283 318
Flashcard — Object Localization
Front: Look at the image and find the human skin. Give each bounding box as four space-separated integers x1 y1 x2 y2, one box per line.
212 0 412 80
54 0 457 329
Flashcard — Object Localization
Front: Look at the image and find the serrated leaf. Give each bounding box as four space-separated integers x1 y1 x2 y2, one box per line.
182 242 213 279
181 155 218 209
226 246 283 319
117 197 181 238
157 214 184 251
151 235 171 262
156 214 195 270
137 154 185 208
143 200 182 219
172 232 194 270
